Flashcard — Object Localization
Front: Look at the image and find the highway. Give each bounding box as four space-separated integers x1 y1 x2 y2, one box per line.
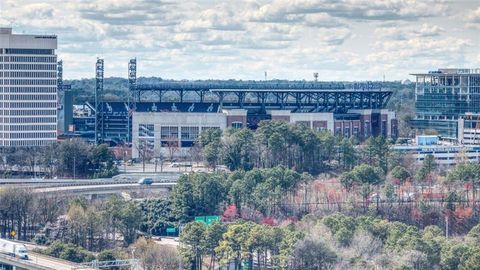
0 251 95 270
0 173 182 198
28 251 96 270
34 182 177 194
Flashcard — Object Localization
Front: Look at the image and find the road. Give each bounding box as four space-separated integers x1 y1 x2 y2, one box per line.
27 251 95 270
118 162 211 173
34 182 176 193
153 237 179 247
0 251 94 270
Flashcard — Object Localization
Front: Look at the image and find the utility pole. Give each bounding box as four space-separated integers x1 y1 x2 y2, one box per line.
73 154 76 180
445 214 449 239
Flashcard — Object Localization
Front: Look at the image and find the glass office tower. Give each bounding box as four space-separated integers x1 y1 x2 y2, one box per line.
411 69 480 139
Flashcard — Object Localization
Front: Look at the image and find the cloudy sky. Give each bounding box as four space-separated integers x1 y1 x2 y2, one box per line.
1 0 479 81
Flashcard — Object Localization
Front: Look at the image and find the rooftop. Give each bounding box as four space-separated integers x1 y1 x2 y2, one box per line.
411 68 480 76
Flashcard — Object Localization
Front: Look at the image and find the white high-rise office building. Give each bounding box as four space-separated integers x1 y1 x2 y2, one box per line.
0 28 58 147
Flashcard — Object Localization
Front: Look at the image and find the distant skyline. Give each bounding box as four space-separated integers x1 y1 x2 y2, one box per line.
1 0 479 81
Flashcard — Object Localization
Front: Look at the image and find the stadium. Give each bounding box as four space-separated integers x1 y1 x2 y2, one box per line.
65 59 397 158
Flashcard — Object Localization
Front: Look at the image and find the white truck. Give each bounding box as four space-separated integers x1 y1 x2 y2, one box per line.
0 239 29 259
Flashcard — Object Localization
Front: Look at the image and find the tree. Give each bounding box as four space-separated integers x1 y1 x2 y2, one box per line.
291 238 337 270
172 173 227 222
203 221 227 270
416 154 437 184
223 129 255 171
200 129 223 170
132 237 181 270
118 201 142 246
391 165 411 184
136 139 154 173
351 164 384 186
180 222 207 270
440 243 472 270
339 171 356 191
43 242 95 263
338 138 357 170
215 222 252 270
97 250 125 270
57 139 91 177
446 162 480 203
363 136 391 172
165 135 180 161
138 199 177 236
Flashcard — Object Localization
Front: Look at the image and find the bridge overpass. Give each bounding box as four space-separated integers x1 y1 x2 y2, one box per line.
0 173 182 198
33 182 177 197
0 251 95 270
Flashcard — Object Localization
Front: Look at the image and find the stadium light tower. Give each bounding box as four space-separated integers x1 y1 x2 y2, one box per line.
95 58 104 144
127 58 137 143
313 72 319 82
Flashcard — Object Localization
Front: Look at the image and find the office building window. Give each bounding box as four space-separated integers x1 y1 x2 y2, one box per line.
231 122 243 129
139 124 154 138
181 126 199 140
161 126 178 139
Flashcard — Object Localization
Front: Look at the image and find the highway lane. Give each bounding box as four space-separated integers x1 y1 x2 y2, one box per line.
33 182 177 193
27 252 96 270
0 251 94 270
0 173 182 190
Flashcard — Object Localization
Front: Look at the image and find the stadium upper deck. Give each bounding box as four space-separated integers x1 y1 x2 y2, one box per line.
131 80 391 113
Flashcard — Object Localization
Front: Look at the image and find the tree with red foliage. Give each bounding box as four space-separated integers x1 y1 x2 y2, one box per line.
261 217 275 226
222 205 238 222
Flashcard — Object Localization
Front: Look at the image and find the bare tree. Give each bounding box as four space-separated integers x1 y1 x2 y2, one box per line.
164 136 180 161
131 237 181 270
153 148 164 173
136 139 154 172
189 141 203 166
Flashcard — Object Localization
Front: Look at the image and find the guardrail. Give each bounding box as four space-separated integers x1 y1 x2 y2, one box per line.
0 173 182 189
33 182 178 195
0 253 54 270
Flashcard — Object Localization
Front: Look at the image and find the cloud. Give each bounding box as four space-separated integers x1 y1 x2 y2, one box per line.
175 5 245 33
247 0 448 23
465 7 480 29
0 0 477 81
375 23 444 40
75 0 178 26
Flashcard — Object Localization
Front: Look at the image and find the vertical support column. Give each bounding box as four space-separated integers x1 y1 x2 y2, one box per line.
95 58 104 144
128 58 137 143
218 92 224 111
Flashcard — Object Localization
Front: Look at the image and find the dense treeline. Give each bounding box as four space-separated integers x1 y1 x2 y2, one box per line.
0 139 117 178
0 189 65 240
171 167 309 223
179 213 480 270
197 121 360 174
59 197 142 251
0 189 141 251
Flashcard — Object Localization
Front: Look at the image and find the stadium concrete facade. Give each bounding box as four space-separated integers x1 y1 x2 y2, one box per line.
130 102 397 158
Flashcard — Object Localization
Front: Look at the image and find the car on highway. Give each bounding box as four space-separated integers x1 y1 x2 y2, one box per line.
137 177 154 185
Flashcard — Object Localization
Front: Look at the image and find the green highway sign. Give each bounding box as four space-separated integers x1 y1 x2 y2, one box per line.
194 216 206 223
206 216 220 225
166 227 176 233
194 216 221 225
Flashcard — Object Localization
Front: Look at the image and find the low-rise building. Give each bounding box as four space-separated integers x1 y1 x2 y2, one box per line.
394 135 480 166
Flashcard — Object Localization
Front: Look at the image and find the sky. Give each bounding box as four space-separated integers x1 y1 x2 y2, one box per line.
1 0 479 81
